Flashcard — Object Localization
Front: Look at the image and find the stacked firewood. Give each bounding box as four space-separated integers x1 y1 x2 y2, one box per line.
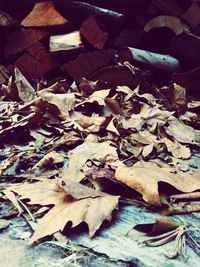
0 0 200 93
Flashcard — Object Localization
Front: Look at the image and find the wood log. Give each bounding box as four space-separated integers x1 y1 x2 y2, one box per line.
152 0 183 16
0 65 9 85
181 2 200 30
10 42 57 80
54 0 125 35
169 32 200 67
113 29 142 48
49 31 84 53
0 0 34 22
21 1 71 30
0 10 18 33
119 47 180 72
62 49 116 82
71 0 151 16
5 28 48 58
144 15 187 35
172 66 200 93
80 16 108 49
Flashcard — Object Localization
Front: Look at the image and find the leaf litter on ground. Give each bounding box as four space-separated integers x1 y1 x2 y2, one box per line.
0 1 200 257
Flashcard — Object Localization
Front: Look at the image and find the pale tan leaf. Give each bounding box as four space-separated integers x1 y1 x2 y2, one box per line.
4 190 23 214
38 91 75 118
76 89 110 107
162 138 191 159
7 180 119 242
33 151 64 169
166 117 200 145
63 141 118 183
15 68 36 102
7 180 65 206
30 192 119 243
115 163 200 205
142 144 154 157
72 112 105 133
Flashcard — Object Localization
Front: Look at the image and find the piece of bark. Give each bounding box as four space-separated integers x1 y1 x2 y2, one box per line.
11 42 57 80
0 10 18 32
172 66 200 93
119 47 180 73
0 65 9 85
62 49 116 82
49 31 84 53
144 15 187 35
170 32 200 67
152 0 183 16
5 28 48 58
54 0 125 35
21 1 71 29
80 16 108 49
181 2 200 30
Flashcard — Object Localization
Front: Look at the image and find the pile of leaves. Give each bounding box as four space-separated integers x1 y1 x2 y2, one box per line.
0 0 200 245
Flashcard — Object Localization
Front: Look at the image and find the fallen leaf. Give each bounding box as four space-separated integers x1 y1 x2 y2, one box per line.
76 89 110 108
0 219 11 231
38 91 75 118
33 151 64 170
115 163 200 205
166 117 200 145
7 180 119 242
15 68 36 103
161 137 191 159
63 141 118 183
72 112 105 133
134 217 179 236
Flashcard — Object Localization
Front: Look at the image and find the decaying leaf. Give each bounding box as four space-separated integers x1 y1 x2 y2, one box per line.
38 91 75 118
134 217 180 236
166 117 200 145
63 141 118 183
161 138 191 159
15 68 36 102
7 179 119 243
115 163 200 205
0 219 11 231
33 151 64 170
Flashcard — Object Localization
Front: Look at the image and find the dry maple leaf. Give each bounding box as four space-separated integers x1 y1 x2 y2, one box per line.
115 163 200 206
63 140 118 183
7 179 119 243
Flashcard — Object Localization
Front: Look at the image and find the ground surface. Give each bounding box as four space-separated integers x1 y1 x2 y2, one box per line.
1 153 200 267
